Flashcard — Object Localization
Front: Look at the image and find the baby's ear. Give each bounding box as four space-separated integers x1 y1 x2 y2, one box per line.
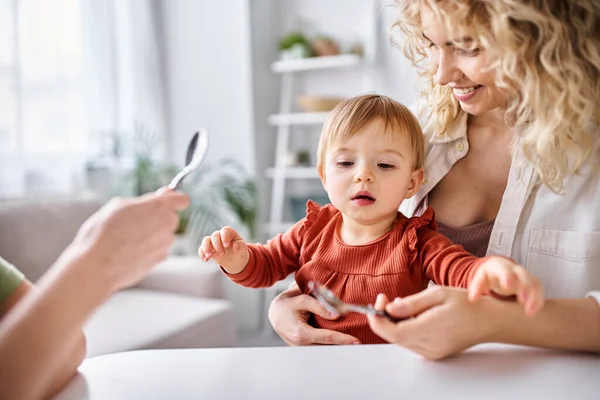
405 168 424 199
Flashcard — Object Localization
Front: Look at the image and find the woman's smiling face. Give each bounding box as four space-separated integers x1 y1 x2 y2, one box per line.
420 1 505 115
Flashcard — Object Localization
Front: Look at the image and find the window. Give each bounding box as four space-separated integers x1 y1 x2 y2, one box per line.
0 0 87 196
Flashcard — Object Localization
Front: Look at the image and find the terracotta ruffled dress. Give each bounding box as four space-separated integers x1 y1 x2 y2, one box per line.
226 201 486 344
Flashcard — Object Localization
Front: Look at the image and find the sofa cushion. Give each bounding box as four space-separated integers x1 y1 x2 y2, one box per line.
0 197 103 281
83 288 236 357
135 257 226 299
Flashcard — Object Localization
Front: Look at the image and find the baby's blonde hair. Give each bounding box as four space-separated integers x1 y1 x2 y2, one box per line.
316 94 424 177
393 0 600 192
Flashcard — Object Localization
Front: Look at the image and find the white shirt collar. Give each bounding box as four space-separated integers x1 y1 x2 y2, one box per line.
428 112 469 144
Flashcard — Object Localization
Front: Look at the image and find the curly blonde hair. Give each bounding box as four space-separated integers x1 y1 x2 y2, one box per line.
316 94 424 177
393 0 600 191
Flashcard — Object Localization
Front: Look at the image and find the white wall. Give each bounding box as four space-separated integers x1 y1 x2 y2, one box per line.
376 1 422 105
160 0 256 172
160 0 262 332
248 0 282 244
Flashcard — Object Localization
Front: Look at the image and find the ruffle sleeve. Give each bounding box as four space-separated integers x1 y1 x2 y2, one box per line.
304 200 321 225
403 207 438 268
299 200 338 239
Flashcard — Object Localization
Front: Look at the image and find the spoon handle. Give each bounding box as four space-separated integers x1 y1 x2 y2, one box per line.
167 168 190 190
373 308 407 323
349 303 407 322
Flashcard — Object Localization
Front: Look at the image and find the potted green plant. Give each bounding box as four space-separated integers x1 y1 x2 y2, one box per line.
278 32 312 60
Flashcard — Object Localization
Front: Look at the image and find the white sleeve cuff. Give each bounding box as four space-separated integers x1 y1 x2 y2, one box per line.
586 291 600 306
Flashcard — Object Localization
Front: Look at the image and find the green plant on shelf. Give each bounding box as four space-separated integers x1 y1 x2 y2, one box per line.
278 32 312 59
278 32 310 50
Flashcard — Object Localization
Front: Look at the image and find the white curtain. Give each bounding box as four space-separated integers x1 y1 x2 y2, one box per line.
0 0 87 196
82 0 169 162
0 0 168 197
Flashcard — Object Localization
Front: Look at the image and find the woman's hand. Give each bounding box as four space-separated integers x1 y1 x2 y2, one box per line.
367 286 502 360
268 284 360 346
64 189 190 292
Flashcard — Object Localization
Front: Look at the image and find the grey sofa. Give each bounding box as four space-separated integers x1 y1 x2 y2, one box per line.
0 196 237 357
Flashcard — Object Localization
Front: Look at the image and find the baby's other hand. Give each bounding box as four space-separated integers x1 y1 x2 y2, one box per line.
468 257 544 316
198 226 249 272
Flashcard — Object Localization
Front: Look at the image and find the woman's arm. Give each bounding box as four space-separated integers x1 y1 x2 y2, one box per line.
0 251 108 400
0 277 88 400
489 296 600 351
367 287 600 360
0 190 190 400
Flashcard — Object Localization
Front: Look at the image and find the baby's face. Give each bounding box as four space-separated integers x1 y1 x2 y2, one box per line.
321 119 422 226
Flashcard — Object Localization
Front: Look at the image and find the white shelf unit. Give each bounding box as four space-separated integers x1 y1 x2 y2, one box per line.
271 54 362 73
265 2 380 238
267 112 330 126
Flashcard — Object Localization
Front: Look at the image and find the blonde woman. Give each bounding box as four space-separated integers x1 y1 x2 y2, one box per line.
268 0 600 359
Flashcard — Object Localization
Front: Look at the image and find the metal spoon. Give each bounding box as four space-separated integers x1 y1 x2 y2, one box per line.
167 129 209 190
308 281 404 322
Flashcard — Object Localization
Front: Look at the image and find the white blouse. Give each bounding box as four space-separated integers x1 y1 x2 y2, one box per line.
401 111 600 303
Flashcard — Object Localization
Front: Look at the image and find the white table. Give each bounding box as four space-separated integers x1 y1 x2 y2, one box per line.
55 344 600 400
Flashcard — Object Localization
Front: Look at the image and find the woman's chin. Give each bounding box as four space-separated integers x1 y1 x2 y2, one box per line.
457 95 504 117
459 102 487 116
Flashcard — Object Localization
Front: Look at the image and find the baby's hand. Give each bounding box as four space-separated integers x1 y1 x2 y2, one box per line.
468 257 544 316
198 226 249 274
